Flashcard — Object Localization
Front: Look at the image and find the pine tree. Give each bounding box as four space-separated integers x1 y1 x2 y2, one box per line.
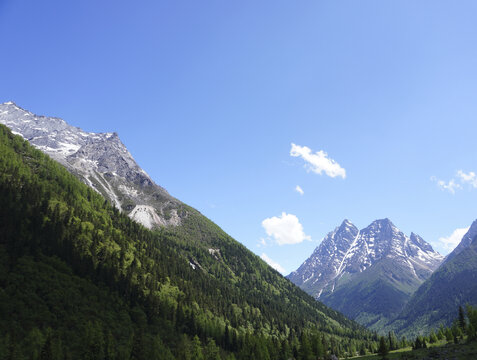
40 333 53 360
388 331 398 350
459 305 467 331
467 305 477 340
444 327 453 342
279 339 292 360
400 336 407 349
224 325 230 350
131 330 146 360
104 330 116 360
25 327 45 359
429 330 437 343
191 336 204 360
298 333 313 360
413 336 421 350
204 338 220 360
311 333 324 358
437 325 445 340
377 336 389 358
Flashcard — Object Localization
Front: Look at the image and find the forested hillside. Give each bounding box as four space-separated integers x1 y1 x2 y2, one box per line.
0 124 377 359
389 233 477 338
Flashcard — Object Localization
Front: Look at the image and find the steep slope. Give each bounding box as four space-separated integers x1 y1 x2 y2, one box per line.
0 101 183 229
288 219 443 331
0 124 375 358
442 219 477 265
390 222 477 337
287 219 359 298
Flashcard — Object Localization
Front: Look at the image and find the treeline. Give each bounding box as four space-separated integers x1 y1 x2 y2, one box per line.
0 123 377 359
410 305 477 350
374 305 477 358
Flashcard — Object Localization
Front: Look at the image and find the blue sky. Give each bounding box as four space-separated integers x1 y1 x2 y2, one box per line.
1 0 477 274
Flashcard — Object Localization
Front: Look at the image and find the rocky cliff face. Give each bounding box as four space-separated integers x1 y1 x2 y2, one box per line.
0 101 185 229
287 219 359 297
288 218 443 330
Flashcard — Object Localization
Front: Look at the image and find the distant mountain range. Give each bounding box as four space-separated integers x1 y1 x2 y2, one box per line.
0 101 185 229
288 219 443 330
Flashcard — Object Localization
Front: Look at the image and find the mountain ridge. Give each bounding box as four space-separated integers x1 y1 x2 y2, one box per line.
388 219 477 337
0 101 184 229
287 218 443 330
442 219 477 265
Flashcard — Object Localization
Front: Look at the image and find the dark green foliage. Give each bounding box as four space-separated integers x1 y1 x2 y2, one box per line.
388 331 398 350
0 125 375 358
459 305 467 331
467 305 477 341
297 333 313 360
429 330 438 343
412 335 428 350
445 327 453 342
359 343 367 355
437 325 445 340
377 336 389 357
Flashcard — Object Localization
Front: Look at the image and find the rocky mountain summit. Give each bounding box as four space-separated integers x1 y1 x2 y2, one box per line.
0 101 185 228
288 218 443 330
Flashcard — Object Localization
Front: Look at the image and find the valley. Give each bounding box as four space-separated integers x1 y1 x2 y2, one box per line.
1 103 476 359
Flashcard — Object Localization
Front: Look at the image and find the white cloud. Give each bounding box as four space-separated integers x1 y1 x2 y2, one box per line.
290 143 346 179
438 227 469 252
431 170 477 194
261 253 286 274
262 212 311 245
457 170 477 188
295 185 304 195
431 176 462 194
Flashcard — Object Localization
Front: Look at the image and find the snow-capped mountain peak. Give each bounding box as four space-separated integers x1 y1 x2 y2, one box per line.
0 101 185 229
287 218 443 298
287 218 444 329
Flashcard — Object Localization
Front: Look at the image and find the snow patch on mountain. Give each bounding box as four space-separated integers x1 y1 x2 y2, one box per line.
288 219 443 299
0 101 185 229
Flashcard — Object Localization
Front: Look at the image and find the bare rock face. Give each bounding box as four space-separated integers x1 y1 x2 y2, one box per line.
0 101 185 229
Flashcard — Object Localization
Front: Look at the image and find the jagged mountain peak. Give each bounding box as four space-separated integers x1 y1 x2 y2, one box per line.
372 217 393 225
287 218 443 329
288 218 442 297
0 102 184 229
365 218 397 233
341 218 354 226
410 232 434 252
338 218 357 231
2 100 23 108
